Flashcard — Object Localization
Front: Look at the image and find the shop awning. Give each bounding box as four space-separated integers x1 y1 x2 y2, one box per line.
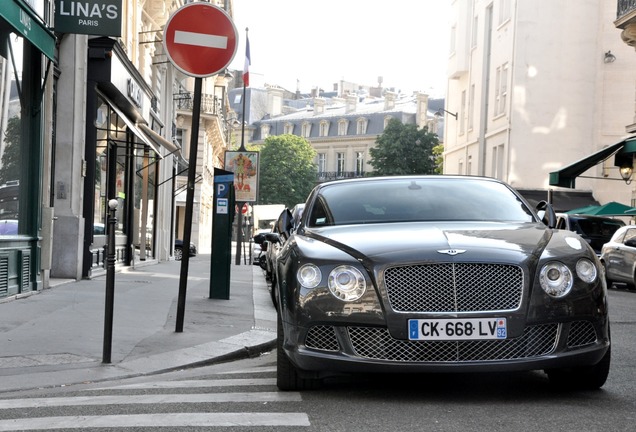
138 124 181 156
105 99 162 158
0 0 56 60
549 136 636 188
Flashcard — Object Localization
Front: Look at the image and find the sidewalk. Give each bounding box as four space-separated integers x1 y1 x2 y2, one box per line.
0 254 277 393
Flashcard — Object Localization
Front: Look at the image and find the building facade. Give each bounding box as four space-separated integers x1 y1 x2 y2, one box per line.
443 0 636 210
243 87 441 180
0 0 235 299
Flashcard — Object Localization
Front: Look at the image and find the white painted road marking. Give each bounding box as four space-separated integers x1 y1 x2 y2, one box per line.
0 413 311 430
174 30 227 49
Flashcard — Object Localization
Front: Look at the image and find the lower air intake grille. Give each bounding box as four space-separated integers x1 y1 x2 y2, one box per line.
348 324 558 362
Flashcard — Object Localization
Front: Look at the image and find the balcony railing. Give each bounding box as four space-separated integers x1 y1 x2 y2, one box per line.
617 0 636 19
317 171 366 182
175 92 223 116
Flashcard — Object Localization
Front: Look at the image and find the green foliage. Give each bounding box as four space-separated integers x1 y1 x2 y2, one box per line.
257 134 317 207
368 119 439 176
0 117 21 184
432 143 445 174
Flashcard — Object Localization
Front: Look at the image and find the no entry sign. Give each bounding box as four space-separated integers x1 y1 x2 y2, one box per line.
163 3 238 77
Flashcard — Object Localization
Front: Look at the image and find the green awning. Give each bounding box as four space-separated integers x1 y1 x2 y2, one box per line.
566 201 636 216
549 137 636 189
0 0 56 60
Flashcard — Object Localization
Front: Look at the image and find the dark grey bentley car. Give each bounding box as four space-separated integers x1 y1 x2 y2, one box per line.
273 176 610 391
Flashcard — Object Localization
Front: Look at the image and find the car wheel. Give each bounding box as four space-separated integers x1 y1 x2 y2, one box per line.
276 313 319 391
174 248 183 261
546 345 611 390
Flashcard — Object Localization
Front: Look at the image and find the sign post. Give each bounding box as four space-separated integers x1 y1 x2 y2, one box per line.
164 3 238 330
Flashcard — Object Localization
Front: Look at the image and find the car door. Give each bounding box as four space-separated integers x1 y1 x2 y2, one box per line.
608 227 636 282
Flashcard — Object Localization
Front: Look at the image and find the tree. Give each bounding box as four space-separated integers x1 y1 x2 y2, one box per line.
368 118 439 176
257 134 317 207
0 116 21 184
432 143 445 174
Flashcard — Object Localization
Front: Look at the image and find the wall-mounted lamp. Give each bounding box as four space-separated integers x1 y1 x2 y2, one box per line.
434 108 458 120
619 162 633 184
604 50 616 63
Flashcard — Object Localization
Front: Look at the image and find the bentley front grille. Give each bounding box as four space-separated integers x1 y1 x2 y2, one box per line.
384 263 524 313
305 325 340 352
348 324 558 362
566 320 597 348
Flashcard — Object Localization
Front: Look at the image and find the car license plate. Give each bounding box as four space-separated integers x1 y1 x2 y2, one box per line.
408 318 507 340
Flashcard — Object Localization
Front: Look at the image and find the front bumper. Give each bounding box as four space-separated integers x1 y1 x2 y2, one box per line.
282 319 610 375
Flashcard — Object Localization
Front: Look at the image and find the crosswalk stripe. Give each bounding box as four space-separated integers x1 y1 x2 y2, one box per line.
94 377 276 390
0 412 311 430
0 392 301 409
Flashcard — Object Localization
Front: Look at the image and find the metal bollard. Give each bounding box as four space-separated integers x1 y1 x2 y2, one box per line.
102 199 118 363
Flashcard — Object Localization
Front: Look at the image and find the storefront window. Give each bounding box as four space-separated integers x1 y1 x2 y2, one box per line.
0 35 23 236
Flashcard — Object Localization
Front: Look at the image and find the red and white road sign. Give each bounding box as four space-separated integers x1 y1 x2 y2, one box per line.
163 3 238 78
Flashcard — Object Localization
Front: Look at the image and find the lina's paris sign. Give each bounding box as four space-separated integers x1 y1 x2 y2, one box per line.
54 0 122 36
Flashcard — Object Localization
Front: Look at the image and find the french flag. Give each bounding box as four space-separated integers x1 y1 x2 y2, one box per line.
243 34 251 87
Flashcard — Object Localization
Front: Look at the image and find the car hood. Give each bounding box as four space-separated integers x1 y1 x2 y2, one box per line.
301 221 554 265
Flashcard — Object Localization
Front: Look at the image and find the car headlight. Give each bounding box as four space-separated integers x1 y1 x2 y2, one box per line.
328 265 366 301
575 258 597 283
539 261 573 298
297 264 322 288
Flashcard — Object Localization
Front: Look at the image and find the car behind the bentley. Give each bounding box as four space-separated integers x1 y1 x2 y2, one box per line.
273 176 610 391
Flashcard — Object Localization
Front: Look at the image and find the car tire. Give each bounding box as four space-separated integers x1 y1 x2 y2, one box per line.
174 248 183 261
276 313 319 391
546 345 611 390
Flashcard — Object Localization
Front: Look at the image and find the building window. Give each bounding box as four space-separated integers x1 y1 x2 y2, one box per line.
492 144 504 179
317 153 326 175
284 122 294 134
460 90 467 135
468 84 475 131
356 118 368 135
467 155 472 175
471 16 478 49
337 152 345 176
260 124 270 139
450 24 456 55
383 116 394 130
338 119 348 136
494 63 508 116
302 122 312 138
319 120 330 137
498 0 511 25
355 152 364 176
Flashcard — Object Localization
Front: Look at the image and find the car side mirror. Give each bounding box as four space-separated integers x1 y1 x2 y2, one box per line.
625 238 636 248
265 232 281 243
536 200 557 228
253 233 267 245
276 209 294 238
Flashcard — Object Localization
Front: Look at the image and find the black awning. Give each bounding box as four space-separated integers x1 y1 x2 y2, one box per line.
516 189 600 213
548 136 636 188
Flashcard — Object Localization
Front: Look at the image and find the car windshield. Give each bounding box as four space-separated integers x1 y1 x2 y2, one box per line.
570 217 624 238
307 177 536 226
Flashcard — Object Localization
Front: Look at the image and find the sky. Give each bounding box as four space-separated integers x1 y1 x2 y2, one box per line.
228 0 451 97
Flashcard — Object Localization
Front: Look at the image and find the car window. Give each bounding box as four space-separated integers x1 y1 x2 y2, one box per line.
622 228 636 244
307 178 535 227
571 218 624 238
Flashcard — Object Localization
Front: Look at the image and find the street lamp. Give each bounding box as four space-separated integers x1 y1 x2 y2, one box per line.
434 108 458 120
619 162 633 184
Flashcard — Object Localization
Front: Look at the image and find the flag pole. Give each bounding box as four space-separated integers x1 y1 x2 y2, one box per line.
235 27 249 265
